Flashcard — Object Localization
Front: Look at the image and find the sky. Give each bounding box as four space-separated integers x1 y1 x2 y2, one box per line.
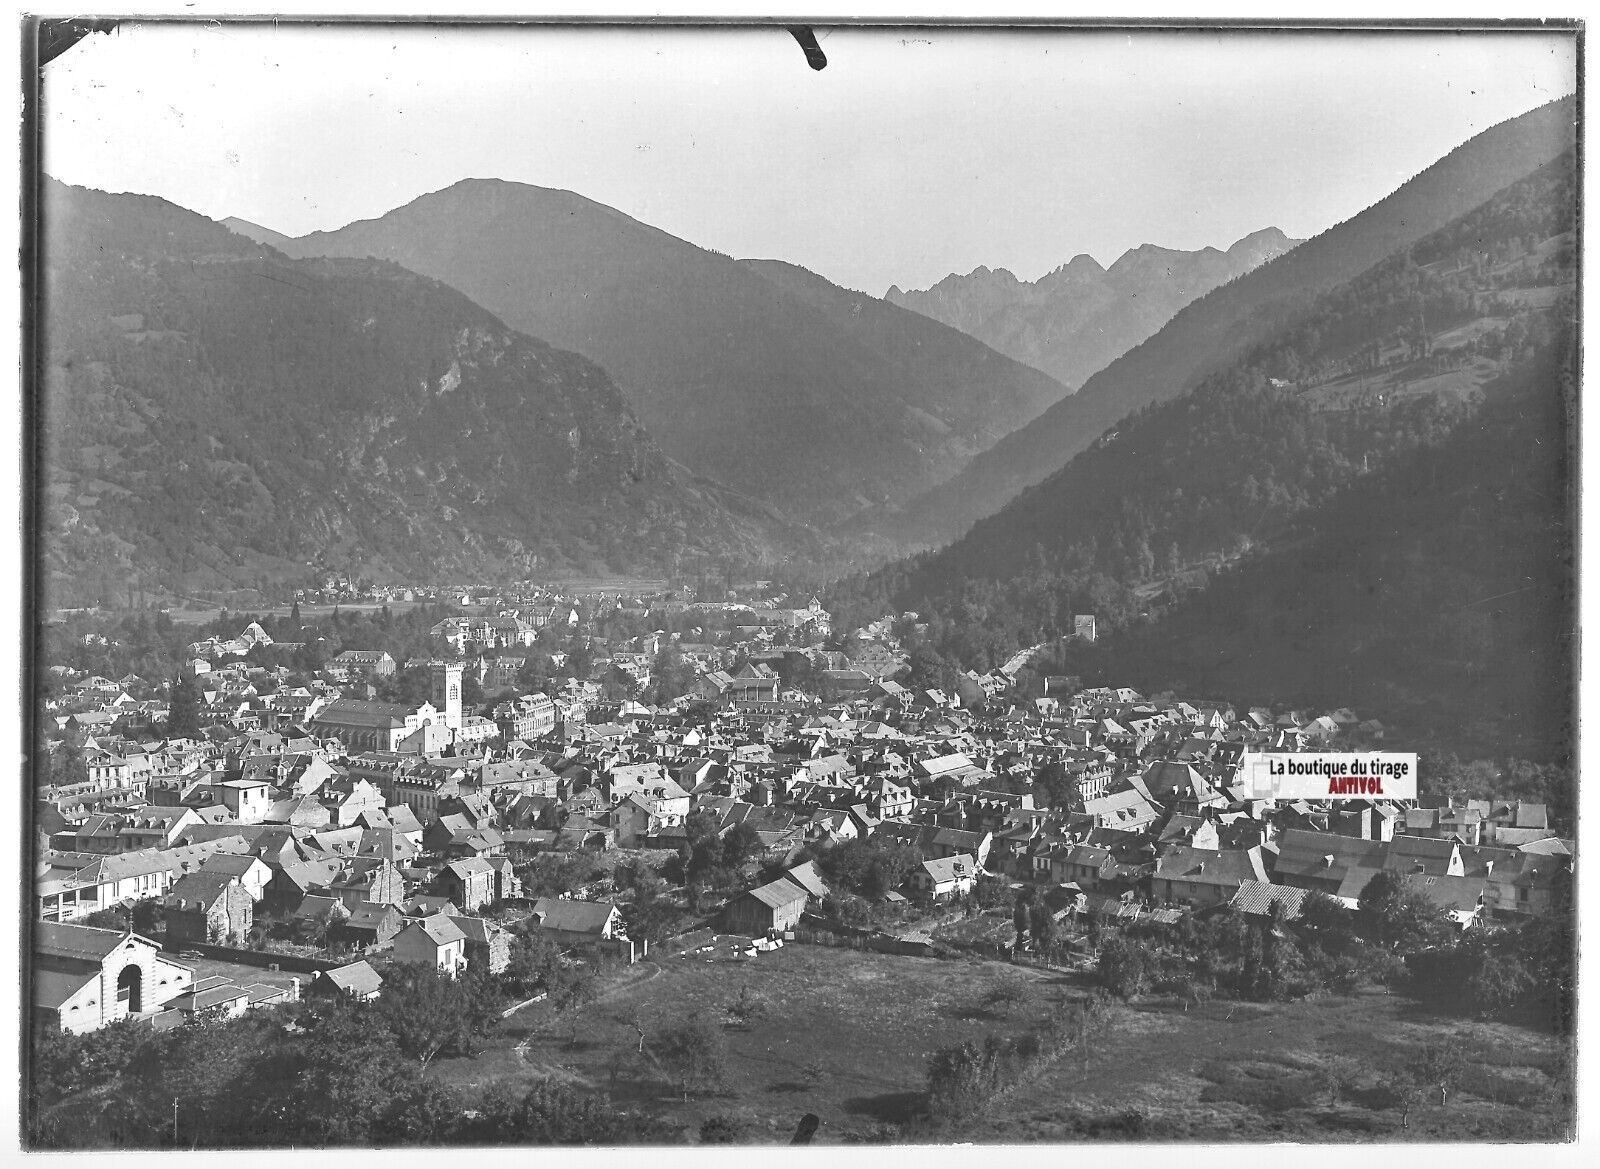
43 22 1576 296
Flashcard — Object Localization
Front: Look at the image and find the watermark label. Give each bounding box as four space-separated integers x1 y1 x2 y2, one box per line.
1242 752 1418 800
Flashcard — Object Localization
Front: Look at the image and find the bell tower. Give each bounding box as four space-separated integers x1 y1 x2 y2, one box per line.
430 660 464 730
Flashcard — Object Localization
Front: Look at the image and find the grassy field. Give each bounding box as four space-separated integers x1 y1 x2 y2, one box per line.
430 941 1063 1143
950 990 1573 1144
424 942 1573 1144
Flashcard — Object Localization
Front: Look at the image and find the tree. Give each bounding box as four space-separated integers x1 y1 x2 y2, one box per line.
45 741 88 789
720 822 763 868
552 966 599 1016
503 930 565 998
1095 936 1153 1000
725 985 771 1028
80 908 130 932
1356 870 1452 951
469 1080 633 1145
983 979 1038 1018
1381 1075 1425 1129
372 1078 464 1144
371 964 483 1072
165 671 201 739
460 670 484 711
1466 953 1532 1019
651 1010 728 1097
1028 896 1057 956
1415 1039 1469 1106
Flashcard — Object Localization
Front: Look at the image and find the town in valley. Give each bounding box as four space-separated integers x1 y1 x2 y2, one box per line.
27 19 1579 1154
30 573 1575 1144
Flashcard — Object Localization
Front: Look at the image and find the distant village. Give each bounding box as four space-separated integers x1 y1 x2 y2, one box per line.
33 578 1573 1038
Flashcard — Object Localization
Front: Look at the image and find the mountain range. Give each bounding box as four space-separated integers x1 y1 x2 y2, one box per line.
254 182 1071 528
827 137 1576 756
865 95 1578 547
41 182 802 607
885 227 1299 394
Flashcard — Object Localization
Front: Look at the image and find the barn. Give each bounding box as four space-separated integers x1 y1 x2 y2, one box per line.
723 877 809 937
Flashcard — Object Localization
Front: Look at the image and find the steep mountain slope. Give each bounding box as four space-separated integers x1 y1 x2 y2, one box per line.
278 180 1070 526
826 148 1577 741
737 257 1064 454
40 182 795 607
1068 317 1576 762
220 215 296 251
870 95 1576 546
885 227 1299 393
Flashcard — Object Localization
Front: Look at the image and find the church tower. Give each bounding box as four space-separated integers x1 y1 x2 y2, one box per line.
430 660 464 731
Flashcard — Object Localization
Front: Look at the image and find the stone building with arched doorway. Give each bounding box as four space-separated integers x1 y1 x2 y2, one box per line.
33 921 195 1034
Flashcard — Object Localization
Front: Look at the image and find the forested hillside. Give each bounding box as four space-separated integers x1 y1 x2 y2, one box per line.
41 182 799 607
1068 315 1575 762
868 96 1576 546
281 180 1070 528
885 227 1298 394
827 149 1576 757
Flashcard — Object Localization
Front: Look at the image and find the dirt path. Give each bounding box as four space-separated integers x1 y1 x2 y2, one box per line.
598 959 661 1000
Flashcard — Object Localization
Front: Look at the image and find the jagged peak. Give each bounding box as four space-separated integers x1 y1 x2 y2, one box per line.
1228 225 1297 254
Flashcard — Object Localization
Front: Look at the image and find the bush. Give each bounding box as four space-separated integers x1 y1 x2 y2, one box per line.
1095 936 1155 999
652 1010 728 1097
698 1113 747 1144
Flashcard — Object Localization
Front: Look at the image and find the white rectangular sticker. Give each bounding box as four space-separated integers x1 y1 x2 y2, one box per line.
1243 752 1418 800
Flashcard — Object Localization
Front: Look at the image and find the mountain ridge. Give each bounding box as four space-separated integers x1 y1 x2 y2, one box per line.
278 178 1072 529
42 180 799 607
871 95 1577 546
883 227 1301 413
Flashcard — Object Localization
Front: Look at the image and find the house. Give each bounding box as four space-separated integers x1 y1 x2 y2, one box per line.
449 915 512 973
33 922 195 1034
329 902 406 951
36 837 255 922
164 873 254 945
263 859 345 915
527 897 625 945
197 852 273 902
330 650 397 678
401 893 463 918
1229 880 1312 921
1078 787 1162 833
1268 829 1388 894
392 914 469 976
1153 846 1270 907
163 975 254 1022
309 960 384 1001
908 853 978 902
214 778 274 825
723 877 809 936
783 860 831 900
436 858 497 913
613 793 666 847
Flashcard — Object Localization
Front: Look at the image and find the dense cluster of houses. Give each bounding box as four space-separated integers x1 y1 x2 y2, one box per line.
36 597 1572 1037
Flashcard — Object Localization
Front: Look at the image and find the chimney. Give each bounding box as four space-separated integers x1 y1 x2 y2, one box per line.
289 976 301 1002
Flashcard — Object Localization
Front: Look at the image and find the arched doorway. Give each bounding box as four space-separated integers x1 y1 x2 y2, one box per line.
116 965 142 1014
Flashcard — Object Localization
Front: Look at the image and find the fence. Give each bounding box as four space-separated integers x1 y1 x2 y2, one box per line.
660 927 717 955
164 941 341 975
790 927 936 959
